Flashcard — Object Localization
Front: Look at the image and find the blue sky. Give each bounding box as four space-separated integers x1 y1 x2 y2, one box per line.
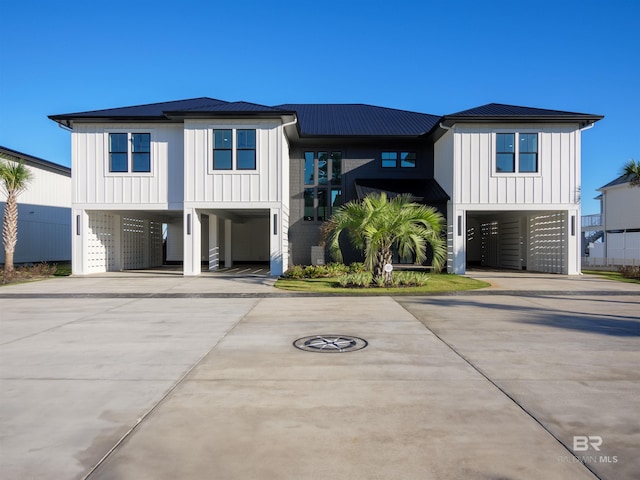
1 0 638 214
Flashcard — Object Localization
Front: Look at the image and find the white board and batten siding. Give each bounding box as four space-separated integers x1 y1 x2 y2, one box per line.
435 124 581 209
72 123 184 208
183 120 286 205
435 124 583 275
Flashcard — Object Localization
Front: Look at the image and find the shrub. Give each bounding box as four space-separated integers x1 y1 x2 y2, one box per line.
284 262 362 279
337 272 372 287
618 265 640 280
283 265 305 279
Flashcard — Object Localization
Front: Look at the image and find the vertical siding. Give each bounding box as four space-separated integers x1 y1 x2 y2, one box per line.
0 162 70 208
453 124 579 207
184 120 282 203
72 123 182 206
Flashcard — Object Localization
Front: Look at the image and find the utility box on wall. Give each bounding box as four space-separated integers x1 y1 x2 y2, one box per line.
311 246 325 265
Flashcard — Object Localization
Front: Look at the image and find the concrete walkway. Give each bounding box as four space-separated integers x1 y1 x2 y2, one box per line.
0 272 638 479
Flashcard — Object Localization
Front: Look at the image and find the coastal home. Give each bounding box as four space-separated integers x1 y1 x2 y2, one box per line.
0 146 71 264
49 98 602 276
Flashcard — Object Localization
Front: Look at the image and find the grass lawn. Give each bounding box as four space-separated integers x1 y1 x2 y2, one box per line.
583 270 640 284
275 273 490 294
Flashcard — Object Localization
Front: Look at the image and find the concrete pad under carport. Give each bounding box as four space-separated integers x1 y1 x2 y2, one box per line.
86 296 598 480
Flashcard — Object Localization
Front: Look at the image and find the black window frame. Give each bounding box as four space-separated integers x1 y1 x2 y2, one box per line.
303 150 343 222
236 129 256 170
381 151 416 168
495 132 539 174
212 129 233 170
108 132 151 173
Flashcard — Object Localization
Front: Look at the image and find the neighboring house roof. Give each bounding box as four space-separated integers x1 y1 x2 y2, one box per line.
0 146 71 176
441 103 603 127
50 99 602 136
599 173 634 190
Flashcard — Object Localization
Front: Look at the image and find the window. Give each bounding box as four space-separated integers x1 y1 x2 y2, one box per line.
303 151 342 221
382 151 416 168
519 133 538 172
213 129 232 170
212 128 257 171
382 152 397 168
495 132 539 174
108 132 151 173
236 129 256 170
496 133 515 172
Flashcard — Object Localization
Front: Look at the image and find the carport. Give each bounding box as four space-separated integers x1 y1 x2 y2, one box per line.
465 209 573 273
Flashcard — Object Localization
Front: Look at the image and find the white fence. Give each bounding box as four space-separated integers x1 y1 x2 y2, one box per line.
582 257 638 268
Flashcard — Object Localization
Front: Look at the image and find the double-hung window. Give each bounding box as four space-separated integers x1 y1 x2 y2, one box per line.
108 132 151 173
495 132 538 173
212 128 257 171
381 151 416 168
304 151 342 221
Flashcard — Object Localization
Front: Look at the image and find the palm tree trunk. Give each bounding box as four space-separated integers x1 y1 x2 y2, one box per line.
373 247 393 286
2 191 18 273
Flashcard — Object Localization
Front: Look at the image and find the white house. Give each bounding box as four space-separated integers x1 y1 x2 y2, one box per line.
0 146 72 264
586 173 640 264
49 99 602 276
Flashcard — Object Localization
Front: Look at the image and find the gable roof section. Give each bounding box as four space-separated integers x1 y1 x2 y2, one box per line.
0 146 71 176
276 104 440 136
441 103 603 127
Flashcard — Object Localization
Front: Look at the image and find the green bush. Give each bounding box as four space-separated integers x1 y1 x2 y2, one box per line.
335 270 431 288
284 262 363 279
618 265 640 280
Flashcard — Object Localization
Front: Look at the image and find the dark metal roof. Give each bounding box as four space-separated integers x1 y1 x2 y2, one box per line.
276 104 440 136
442 103 603 126
49 97 229 120
0 146 71 176
50 98 602 136
355 178 449 203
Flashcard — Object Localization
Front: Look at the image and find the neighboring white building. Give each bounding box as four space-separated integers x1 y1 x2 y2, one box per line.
591 174 640 263
49 99 602 276
0 146 72 264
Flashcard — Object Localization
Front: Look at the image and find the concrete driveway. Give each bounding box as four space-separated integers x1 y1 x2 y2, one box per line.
0 271 638 479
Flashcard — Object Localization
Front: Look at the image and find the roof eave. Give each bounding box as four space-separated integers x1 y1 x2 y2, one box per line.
440 114 604 128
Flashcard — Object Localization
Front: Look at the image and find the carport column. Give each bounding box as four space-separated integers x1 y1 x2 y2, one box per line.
567 207 580 275
208 214 219 271
454 208 466 274
224 218 232 268
183 208 201 276
448 204 466 274
270 207 283 276
72 209 88 275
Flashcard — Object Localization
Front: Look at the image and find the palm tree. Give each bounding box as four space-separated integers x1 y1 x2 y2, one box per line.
0 157 32 273
622 159 640 187
321 193 446 285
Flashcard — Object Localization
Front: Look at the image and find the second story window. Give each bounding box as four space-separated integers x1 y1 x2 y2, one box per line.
382 151 416 168
496 132 539 174
108 132 151 173
212 128 257 171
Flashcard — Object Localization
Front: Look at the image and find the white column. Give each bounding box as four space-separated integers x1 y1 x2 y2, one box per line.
224 218 232 268
452 208 466 274
183 208 201 276
270 208 283 276
208 214 219 271
72 208 87 275
567 208 580 275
